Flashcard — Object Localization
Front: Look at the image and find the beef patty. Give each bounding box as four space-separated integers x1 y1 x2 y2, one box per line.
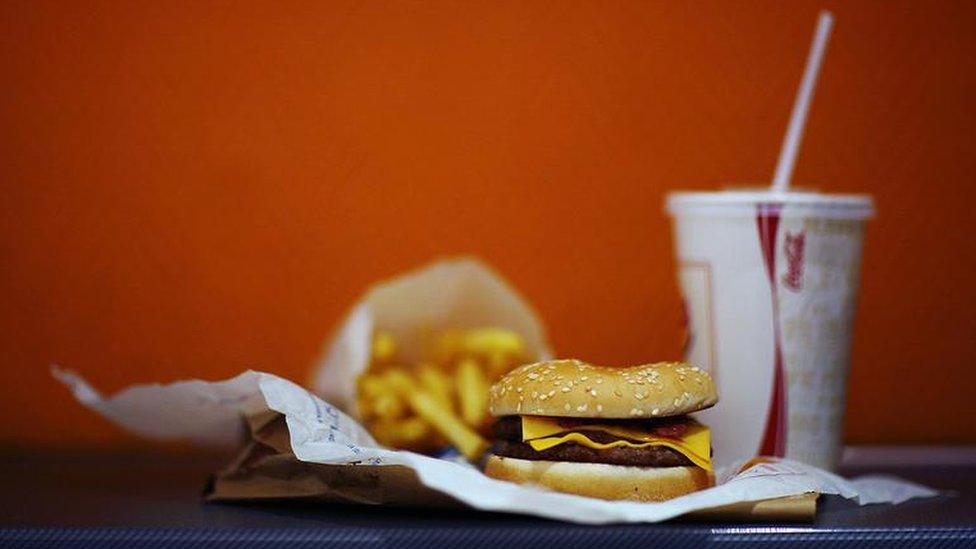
491 416 695 467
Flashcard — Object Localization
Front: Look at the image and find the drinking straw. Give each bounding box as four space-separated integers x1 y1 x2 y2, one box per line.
771 11 834 193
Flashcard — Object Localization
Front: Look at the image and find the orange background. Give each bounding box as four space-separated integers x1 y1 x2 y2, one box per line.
2 1 974 448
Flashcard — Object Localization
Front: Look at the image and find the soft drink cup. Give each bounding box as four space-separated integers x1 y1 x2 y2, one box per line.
666 190 874 470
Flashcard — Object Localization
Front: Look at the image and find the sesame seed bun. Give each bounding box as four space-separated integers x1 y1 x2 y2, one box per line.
484 455 713 502
488 359 717 419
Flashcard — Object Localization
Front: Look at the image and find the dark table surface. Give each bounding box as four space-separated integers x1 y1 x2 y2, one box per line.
2 449 975 547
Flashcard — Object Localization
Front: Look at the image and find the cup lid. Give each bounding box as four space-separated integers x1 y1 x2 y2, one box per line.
667 189 874 219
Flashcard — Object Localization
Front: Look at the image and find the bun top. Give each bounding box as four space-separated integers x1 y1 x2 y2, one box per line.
488 359 717 419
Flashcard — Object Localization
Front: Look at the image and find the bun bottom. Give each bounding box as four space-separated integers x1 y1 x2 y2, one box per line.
484 455 713 502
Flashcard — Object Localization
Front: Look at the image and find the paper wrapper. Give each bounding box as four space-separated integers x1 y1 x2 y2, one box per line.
56 368 938 523
205 408 816 520
54 259 938 523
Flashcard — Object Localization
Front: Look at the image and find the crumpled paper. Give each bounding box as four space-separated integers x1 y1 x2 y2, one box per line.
55 368 938 523
203 408 460 507
52 258 938 523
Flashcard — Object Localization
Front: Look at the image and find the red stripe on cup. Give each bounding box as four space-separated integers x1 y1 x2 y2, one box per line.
756 204 787 457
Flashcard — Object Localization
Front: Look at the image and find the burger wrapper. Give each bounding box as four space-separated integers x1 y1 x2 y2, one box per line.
204 407 820 520
203 406 817 520
54 259 938 523
55 370 938 524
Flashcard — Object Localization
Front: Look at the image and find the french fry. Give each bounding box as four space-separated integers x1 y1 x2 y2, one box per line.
456 358 490 427
417 362 454 412
356 374 386 420
371 330 398 366
358 374 388 398
428 330 464 367
486 350 514 380
382 369 416 395
358 327 532 459
407 391 488 461
360 369 440 450
380 369 488 460
372 392 406 420
369 417 433 451
461 328 525 357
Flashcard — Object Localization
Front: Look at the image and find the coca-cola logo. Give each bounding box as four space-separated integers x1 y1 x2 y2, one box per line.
782 231 805 291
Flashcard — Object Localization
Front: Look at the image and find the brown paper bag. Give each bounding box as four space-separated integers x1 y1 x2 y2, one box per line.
206 410 457 507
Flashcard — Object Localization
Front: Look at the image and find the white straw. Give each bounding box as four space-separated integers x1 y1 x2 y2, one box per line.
771 11 834 193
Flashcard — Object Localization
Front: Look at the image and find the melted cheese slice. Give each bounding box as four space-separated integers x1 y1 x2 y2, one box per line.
521 416 712 471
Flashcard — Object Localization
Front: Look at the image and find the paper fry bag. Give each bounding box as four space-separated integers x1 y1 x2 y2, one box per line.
310 257 552 415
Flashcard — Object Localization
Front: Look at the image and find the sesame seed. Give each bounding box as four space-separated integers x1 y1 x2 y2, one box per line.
635 392 645 400
548 390 556 397
527 373 539 380
517 402 522 412
589 389 598 397
652 408 660 415
576 403 588 412
595 378 604 384
532 391 538 398
564 403 571 411
613 390 623 398
516 387 523 393
673 398 681 406
561 387 570 392
580 376 588 381
596 404 604 413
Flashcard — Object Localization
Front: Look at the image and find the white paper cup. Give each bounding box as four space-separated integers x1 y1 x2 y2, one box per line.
666 190 874 470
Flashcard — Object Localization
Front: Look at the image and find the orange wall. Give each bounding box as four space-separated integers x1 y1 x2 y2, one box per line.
2 1 974 447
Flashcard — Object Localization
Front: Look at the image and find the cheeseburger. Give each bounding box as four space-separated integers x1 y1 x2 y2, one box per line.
484 359 718 501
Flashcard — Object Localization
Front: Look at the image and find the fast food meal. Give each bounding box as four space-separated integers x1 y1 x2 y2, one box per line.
355 328 532 460
483 359 718 501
